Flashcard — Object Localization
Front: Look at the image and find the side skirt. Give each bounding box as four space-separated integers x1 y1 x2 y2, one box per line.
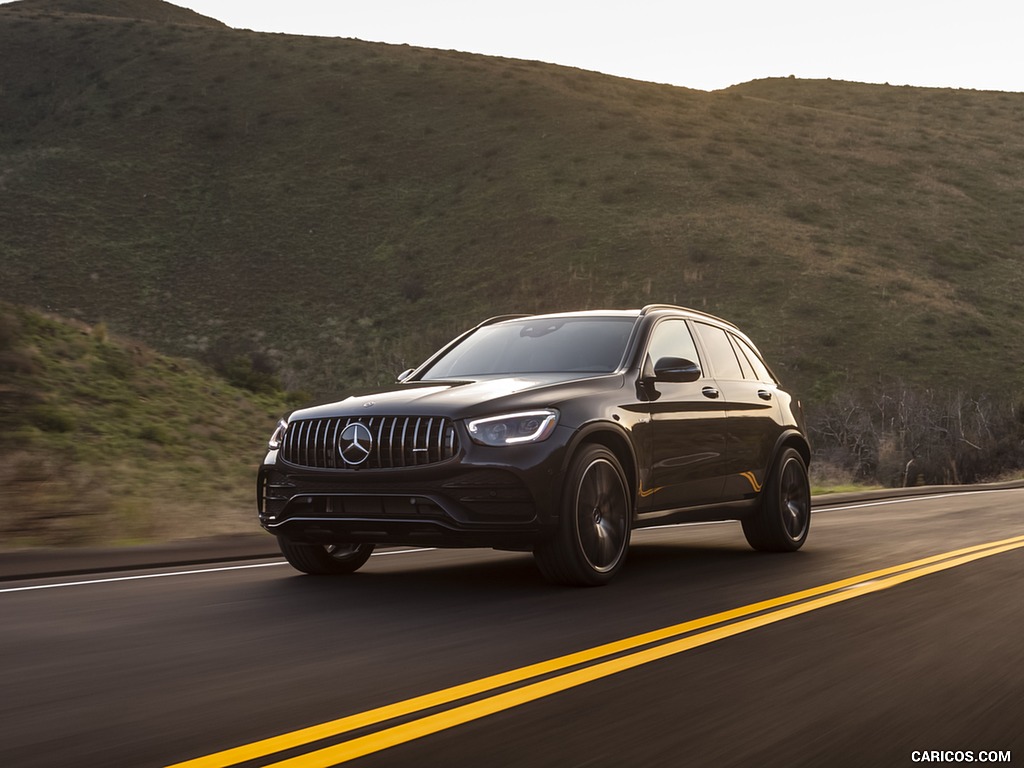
633 498 758 528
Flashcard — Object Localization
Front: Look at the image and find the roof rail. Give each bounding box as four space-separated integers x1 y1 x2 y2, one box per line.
476 314 529 327
639 304 738 329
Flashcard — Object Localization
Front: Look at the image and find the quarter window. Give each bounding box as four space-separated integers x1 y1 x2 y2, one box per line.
730 335 756 380
733 336 777 384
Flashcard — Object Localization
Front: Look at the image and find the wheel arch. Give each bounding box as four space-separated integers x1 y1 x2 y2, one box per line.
770 429 811 474
563 422 639 516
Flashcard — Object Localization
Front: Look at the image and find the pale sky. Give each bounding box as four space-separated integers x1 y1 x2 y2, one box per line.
168 1 1022 93
4 0 1021 92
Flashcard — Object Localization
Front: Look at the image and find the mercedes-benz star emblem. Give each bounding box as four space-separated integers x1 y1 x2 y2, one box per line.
338 422 373 466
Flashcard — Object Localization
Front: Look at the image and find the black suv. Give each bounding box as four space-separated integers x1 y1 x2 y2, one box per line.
258 305 810 585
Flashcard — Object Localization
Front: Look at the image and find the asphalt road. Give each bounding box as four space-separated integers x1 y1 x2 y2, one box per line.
2 489 1022 768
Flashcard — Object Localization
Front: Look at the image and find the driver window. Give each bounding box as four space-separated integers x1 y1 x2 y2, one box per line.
646 320 701 370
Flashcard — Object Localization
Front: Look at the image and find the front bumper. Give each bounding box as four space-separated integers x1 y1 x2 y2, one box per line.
257 427 572 548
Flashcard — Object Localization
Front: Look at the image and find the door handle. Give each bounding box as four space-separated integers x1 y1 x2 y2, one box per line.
701 386 720 399
758 389 773 401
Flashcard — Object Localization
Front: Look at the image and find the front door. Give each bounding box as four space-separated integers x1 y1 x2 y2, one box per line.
638 319 729 512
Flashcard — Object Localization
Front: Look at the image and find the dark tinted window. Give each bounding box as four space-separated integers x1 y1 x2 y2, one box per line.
646 319 701 370
694 323 743 380
730 335 756 380
421 317 636 379
733 336 777 384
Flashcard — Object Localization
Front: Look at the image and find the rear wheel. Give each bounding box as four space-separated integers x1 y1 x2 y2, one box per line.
534 445 632 586
742 447 810 552
278 539 375 575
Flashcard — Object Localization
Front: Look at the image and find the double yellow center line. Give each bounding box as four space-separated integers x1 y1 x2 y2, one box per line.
170 534 1024 768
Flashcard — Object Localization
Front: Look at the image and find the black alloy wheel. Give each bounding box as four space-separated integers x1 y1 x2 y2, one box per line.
742 447 810 552
534 444 632 586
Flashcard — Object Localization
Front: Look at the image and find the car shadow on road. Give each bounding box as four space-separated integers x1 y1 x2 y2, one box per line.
258 539 812 609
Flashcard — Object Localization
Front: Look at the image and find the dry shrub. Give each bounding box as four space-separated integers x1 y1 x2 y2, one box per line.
810 385 1024 487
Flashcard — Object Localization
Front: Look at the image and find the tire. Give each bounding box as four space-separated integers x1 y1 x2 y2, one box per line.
278 539 375 575
534 445 632 586
742 447 810 552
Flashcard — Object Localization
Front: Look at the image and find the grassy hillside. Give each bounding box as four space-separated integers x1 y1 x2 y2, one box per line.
2 0 1022 405
0 301 291 546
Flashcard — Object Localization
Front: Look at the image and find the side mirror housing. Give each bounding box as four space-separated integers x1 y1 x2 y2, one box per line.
397 368 416 382
653 357 701 383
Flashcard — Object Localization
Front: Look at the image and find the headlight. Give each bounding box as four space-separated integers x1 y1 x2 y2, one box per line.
268 418 289 450
467 410 558 446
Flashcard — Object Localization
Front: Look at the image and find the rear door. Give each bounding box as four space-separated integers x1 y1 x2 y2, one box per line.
692 322 783 501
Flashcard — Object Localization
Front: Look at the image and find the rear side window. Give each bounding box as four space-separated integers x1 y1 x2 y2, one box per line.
694 323 743 380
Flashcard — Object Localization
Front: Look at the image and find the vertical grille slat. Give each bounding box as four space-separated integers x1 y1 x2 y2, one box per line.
297 421 308 468
425 418 436 464
412 418 422 466
306 420 316 468
329 418 342 469
280 416 459 469
399 419 409 468
376 418 387 469
388 418 398 468
312 420 324 469
288 421 300 465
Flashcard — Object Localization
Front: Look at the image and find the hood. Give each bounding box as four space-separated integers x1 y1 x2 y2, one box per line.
291 373 623 421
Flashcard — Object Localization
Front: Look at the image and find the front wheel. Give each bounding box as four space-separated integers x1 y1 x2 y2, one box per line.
278 539 375 575
742 447 810 552
534 445 632 586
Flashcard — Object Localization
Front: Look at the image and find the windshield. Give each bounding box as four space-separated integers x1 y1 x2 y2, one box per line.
420 317 636 380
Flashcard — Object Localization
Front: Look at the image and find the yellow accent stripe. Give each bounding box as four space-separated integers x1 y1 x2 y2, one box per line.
740 471 763 493
637 484 664 498
168 534 1024 768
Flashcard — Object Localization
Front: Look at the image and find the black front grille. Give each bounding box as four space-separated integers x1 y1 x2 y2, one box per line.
280 416 460 470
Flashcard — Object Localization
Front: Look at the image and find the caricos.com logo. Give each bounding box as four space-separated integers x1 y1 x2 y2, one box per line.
911 751 1012 763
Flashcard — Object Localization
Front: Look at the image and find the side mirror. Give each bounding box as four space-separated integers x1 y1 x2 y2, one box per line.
397 368 415 382
653 357 701 383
